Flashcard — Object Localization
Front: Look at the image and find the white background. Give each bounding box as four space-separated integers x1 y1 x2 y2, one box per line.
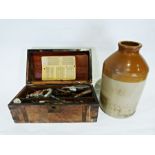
0 19 155 134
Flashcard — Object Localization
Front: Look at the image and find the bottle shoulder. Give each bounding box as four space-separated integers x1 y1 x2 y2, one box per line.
103 51 149 82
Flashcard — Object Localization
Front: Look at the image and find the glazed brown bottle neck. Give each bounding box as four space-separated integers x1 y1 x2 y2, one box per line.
118 41 142 54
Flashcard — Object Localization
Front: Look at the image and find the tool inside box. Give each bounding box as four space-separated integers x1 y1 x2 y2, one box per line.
12 84 96 105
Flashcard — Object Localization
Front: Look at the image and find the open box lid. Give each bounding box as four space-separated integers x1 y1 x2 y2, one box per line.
26 49 92 85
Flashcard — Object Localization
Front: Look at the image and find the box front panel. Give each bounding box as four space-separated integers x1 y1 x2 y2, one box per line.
9 104 99 123
9 106 26 123
25 105 48 123
48 105 84 122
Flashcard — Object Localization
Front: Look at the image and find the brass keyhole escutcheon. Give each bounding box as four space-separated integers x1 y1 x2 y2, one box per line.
48 105 61 113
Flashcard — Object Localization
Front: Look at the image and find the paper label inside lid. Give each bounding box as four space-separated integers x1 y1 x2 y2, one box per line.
41 56 76 80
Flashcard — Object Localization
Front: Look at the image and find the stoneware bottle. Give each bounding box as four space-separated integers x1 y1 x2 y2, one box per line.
100 41 149 118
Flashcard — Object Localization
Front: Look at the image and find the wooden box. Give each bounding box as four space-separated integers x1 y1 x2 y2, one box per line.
8 49 99 123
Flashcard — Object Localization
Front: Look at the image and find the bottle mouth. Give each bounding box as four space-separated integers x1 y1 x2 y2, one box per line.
118 41 142 50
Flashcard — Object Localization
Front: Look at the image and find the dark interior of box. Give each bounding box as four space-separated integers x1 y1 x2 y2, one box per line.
11 84 97 105
27 49 92 84
20 84 94 98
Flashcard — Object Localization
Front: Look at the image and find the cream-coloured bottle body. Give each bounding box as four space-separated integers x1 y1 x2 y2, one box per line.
100 74 145 118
